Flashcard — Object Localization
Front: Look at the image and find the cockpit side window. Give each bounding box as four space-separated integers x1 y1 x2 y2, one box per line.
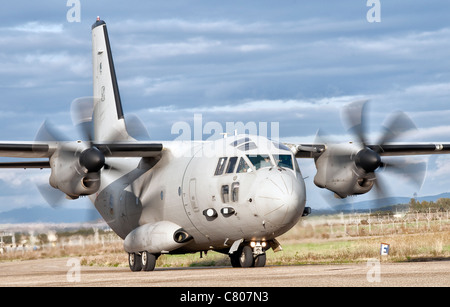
246 154 272 170
274 154 294 170
214 157 228 175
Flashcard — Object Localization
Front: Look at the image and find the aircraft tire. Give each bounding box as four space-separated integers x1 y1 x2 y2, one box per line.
238 245 254 268
141 251 157 271
230 253 241 267
254 253 266 267
128 253 142 272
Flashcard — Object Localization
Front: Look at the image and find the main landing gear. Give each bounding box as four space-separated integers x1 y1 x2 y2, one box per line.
229 242 267 268
128 241 269 271
128 251 159 271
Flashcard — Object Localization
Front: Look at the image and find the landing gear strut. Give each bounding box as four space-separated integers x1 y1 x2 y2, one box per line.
229 242 267 268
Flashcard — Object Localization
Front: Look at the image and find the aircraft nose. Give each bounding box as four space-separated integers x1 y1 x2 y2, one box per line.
254 168 305 230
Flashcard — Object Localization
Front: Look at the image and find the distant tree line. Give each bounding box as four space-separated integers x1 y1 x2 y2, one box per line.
409 198 450 212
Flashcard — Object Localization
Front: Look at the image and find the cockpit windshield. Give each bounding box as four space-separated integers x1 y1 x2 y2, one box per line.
246 154 272 170
214 152 295 176
273 154 293 170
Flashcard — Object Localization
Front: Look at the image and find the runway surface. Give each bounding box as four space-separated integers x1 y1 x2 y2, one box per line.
0 257 448 287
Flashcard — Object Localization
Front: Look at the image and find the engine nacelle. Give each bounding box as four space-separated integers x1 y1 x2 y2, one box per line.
313 143 375 198
48 147 101 198
123 221 193 254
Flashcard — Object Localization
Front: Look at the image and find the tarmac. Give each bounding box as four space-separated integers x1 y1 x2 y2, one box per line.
0 257 448 287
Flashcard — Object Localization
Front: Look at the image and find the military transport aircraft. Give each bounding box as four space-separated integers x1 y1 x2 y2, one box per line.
1 18 450 271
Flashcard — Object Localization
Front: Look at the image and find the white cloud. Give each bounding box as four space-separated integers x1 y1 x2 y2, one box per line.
342 27 450 57
122 37 222 60
8 22 64 34
0 169 49 187
118 19 277 35
236 44 271 53
140 95 365 114
22 52 90 76
427 155 450 179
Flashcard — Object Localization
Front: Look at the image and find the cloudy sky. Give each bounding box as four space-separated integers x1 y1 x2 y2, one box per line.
1 1 450 213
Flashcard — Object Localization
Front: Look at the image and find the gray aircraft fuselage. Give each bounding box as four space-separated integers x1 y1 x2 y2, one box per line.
92 135 306 253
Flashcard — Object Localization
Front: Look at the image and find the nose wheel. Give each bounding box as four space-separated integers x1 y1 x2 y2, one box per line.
229 243 267 268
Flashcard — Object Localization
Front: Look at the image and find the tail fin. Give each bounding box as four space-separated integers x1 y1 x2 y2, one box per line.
91 18 130 142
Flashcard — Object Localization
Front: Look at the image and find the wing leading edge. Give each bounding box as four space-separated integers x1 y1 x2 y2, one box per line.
290 142 450 158
0 141 163 169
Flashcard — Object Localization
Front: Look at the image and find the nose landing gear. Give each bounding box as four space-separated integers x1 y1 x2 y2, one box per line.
229 241 267 268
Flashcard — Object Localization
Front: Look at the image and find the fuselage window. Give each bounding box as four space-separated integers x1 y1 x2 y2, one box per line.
221 185 229 203
236 157 252 173
214 157 228 175
246 154 272 170
226 157 238 174
274 154 294 170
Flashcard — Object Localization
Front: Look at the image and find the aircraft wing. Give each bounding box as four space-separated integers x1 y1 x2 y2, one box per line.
0 141 163 168
288 142 450 158
93 142 163 157
0 142 55 158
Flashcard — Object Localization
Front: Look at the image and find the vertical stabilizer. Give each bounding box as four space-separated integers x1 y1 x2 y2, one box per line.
92 18 130 142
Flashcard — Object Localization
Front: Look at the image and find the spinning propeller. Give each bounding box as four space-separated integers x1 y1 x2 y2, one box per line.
36 97 150 209
317 100 427 205
344 100 427 190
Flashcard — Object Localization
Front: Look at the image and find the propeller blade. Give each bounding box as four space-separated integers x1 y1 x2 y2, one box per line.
371 175 391 206
35 120 68 142
70 97 95 143
125 114 150 141
377 111 417 147
37 183 66 208
320 100 428 207
341 99 370 147
380 157 427 190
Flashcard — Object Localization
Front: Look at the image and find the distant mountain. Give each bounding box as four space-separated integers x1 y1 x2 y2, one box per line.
312 192 450 215
0 206 102 224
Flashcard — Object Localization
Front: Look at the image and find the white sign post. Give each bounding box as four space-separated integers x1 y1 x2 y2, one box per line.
380 243 390 256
